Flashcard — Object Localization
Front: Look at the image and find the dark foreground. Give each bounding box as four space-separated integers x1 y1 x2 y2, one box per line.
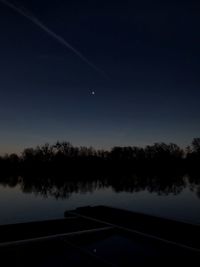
0 206 199 266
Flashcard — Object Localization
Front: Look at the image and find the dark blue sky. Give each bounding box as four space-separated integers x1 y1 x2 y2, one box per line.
0 0 200 153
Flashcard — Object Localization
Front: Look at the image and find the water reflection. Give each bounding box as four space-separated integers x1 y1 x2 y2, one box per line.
0 172 200 200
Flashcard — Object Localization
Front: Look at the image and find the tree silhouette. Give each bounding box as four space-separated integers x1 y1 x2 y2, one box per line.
0 138 199 176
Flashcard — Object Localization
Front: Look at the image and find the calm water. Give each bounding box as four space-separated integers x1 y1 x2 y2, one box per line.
0 175 200 225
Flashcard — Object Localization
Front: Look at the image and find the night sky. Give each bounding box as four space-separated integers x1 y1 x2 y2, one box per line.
0 0 200 154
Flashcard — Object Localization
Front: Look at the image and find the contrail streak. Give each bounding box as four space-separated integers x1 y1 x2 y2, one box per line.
0 0 107 77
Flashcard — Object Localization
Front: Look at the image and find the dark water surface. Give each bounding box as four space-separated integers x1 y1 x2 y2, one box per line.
0 174 200 225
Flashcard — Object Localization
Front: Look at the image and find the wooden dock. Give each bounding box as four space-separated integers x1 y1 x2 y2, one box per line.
0 205 199 266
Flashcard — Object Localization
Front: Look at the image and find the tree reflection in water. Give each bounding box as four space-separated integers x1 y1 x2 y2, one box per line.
0 171 199 200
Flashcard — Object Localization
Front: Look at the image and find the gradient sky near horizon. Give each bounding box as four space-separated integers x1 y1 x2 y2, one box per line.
0 0 200 154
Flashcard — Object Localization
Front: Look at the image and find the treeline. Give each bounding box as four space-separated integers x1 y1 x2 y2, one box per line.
0 138 200 174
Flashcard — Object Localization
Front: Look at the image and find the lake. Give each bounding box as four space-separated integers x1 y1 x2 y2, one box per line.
0 174 200 225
